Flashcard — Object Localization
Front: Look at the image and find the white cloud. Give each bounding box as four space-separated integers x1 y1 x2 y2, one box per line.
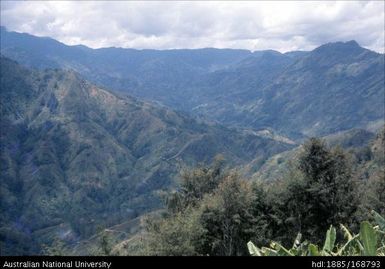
1 1 384 52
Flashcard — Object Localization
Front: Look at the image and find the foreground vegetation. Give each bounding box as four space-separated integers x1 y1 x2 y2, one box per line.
0 57 291 255
248 210 385 256
41 129 384 256
123 132 384 256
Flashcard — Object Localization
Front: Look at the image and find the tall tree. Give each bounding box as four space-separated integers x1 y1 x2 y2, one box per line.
278 138 359 243
166 155 225 213
197 173 253 256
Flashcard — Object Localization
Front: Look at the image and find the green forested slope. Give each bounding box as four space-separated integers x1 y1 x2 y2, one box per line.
2 28 383 139
0 57 292 254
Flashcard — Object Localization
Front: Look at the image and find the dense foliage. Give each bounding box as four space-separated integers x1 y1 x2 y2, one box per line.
0 57 291 255
135 134 384 256
142 159 254 256
248 210 385 256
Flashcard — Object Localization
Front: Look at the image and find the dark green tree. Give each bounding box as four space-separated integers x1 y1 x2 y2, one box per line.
166 155 225 213
279 138 359 243
144 157 226 255
197 173 254 256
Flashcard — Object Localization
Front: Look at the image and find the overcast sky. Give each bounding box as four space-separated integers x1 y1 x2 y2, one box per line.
1 1 384 53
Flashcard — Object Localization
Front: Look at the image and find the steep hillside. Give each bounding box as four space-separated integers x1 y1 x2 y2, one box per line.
186 50 295 110
2 28 383 140
247 127 383 182
0 57 292 255
0 27 252 109
192 41 384 139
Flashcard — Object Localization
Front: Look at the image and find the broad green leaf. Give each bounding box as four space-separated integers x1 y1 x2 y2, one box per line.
323 225 336 253
271 241 294 256
357 240 365 253
308 244 319 256
337 233 360 256
340 224 353 241
292 233 302 250
261 247 278 256
247 241 261 256
372 210 385 230
360 221 377 256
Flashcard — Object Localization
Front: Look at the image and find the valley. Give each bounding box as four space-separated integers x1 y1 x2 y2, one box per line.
0 56 292 255
0 27 383 255
2 27 384 140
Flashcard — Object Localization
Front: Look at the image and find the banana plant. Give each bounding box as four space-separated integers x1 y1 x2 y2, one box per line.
248 210 385 256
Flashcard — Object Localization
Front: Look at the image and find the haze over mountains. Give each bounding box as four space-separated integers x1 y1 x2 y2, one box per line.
0 27 384 255
0 56 292 254
1 27 384 140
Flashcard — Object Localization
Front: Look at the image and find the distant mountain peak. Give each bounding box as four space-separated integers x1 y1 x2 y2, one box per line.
345 40 360 47
314 40 364 53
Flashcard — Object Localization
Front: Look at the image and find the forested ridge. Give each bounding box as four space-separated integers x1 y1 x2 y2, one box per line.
75 130 384 256
0 28 383 256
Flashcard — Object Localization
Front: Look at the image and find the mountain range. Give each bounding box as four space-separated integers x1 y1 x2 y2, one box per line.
1 27 384 139
0 56 291 254
0 27 384 255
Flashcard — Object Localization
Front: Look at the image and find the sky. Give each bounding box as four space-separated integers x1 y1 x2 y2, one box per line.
1 1 384 53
